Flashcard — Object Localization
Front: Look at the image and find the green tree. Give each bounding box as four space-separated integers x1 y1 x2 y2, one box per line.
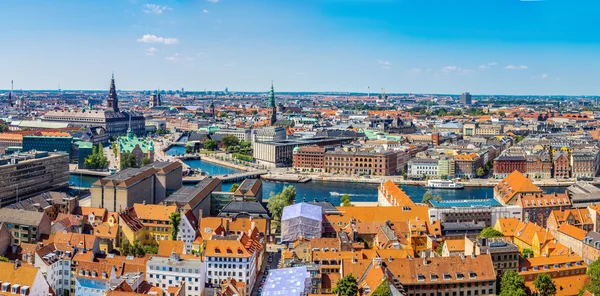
479 227 504 238
266 185 296 233
533 273 556 296
514 135 525 143
218 111 228 118
332 274 358 296
433 195 442 202
84 144 109 170
371 279 392 296
0 256 8 262
121 240 131 256
421 191 433 203
0 123 9 133
169 212 182 241
229 184 240 192
141 157 151 166
204 140 218 151
185 145 193 154
222 135 240 149
522 248 534 258
112 142 117 155
476 167 485 177
435 242 444 255
120 152 137 169
586 258 600 294
251 110 258 115
500 270 527 296
340 194 351 207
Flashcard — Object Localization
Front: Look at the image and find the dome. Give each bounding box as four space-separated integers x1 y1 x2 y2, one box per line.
293 147 300 153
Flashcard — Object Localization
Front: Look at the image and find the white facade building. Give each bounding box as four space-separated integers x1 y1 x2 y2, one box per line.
34 246 73 296
177 211 198 254
408 158 440 178
146 252 206 296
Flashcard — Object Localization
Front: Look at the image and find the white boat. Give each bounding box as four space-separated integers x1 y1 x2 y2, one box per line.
426 179 464 189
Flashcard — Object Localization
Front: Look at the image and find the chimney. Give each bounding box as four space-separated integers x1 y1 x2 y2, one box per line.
14 259 20 269
423 257 428 266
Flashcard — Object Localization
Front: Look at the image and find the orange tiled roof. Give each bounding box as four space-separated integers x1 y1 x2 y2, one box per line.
494 170 542 204
378 180 415 208
444 239 465 252
132 204 177 221
558 223 587 241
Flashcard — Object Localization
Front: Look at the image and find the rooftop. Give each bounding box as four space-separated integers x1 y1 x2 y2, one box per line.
429 198 501 208
262 266 311 296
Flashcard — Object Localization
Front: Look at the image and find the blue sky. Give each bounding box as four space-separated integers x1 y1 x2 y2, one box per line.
1 0 599 95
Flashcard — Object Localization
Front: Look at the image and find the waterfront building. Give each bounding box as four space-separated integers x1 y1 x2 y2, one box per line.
22 132 73 154
519 254 588 296
553 152 570 179
460 92 472 105
116 128 154 168
119 203 177 246
324 149 397 176
214 128 252 142
493 170 543 206
232 178 263 202
251 126 286 143
407 158 439 178
428 199 523 227
567 183 600 207
91 161 182 212
377 179 415 208
0 151 69 207
253 136 353 168
493 156 526 179
0 261 52 296
454 153 482 179
0 207 51 245
292 146 326 172
463 123 504 137
146 252 206 295
571 151 598 179
75 141 93 169
43 75 145 137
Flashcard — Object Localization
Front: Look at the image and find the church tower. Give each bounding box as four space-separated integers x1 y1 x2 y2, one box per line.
269 82 276 125
107 73 119 112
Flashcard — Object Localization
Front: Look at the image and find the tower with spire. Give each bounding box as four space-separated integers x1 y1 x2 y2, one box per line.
8 80 13 108
107 73 119 112
269 82 277 125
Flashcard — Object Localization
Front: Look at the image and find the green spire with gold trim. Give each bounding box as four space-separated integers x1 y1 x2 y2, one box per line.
268 81 275 108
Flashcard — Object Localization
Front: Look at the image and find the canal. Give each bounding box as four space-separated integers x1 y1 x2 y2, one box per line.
70 159 571 206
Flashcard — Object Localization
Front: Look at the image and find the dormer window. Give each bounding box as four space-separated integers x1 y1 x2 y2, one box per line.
443 273 451 281
417 274 425 282
469 272 476 279
456 273 464 280
11 284 19 294
2 283 9 292
543 265 549 270
430 274 438 281
215 248 220 254
20 286 29 295
554 264 559 269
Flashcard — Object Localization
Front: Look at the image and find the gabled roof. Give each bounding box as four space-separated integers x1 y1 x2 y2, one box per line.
494 170 542 204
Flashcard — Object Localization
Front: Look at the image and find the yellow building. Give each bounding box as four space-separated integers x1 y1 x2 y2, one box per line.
119 203 177 246
92 212 120 253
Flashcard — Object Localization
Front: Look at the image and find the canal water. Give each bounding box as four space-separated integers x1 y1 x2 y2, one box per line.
70 159 570 206
165 146 186 156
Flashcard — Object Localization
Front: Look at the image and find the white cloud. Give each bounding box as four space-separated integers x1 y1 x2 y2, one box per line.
145 47 159 56
137 34 179 44
409 68 421 73
165 53 194 62
442 66 459 72
143 3 171 14
377 60 392 69
504 65 528 70
203 9 209 13
479 62 498 69
541 73 549 79
207 0 220 3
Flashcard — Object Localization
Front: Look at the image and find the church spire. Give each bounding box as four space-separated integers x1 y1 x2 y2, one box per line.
107 73 119 112
269 82 276 125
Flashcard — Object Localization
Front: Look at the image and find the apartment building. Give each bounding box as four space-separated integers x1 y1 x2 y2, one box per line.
493 170 543 206
571 152 598 179
292 146 326 172
214 128 252 142
377 179 415 207
146 252 206 296
516 192 572 227
91 161 182 212
382 255 497 296
464 238 520 277
520 254 588 296
428 199 522 228
324 149 397 176
74 261 117 296
407 158 439 178
0 151 69 207
0 208 51 245
119 203 178 246
253 137 353 167
0 261 51 296
454 153 482 179
251 127 286 143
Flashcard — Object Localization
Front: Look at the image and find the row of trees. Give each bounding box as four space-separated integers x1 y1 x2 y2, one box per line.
421 191 442 203
84 144 109 170
500 270 555 296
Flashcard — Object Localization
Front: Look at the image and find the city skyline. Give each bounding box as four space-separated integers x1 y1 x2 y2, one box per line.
1 0 599 95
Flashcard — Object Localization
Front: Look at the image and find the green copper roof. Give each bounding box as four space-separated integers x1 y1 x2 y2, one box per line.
117 133 154 153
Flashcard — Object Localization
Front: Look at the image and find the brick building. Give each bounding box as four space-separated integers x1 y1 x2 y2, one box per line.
553 152 570 179
454 153 482 179
493 156 526 179
292 146 326 172
324 150 397 176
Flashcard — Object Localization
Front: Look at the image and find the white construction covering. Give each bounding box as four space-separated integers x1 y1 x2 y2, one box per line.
281 202 322 242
